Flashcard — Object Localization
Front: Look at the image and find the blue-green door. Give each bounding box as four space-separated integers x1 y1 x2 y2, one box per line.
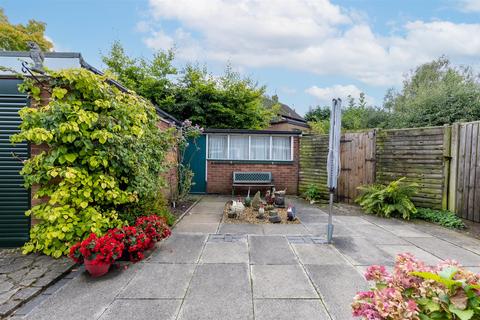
183 135 206 193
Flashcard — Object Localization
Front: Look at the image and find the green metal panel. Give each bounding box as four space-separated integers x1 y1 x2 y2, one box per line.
0 78 30 247
183 135 206 193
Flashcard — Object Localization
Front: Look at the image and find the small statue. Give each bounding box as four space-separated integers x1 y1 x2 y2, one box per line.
251 191 261 210
27 41 45 73
265 190 275 205
274 189 286 208
244 189 251 207
234 197 245 217
257 203 265 219
287 204 296 221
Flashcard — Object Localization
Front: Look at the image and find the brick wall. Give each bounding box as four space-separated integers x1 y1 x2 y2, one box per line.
157 119 179 200
206 137 299 195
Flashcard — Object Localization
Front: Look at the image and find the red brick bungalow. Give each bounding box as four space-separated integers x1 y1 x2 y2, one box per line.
187 129 302 196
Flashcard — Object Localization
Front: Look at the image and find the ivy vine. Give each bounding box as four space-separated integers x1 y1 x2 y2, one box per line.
12 68 175 257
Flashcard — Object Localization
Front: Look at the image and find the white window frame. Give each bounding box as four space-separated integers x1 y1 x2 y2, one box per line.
206 134 294 161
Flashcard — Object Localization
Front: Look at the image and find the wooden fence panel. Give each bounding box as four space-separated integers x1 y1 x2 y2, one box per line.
453 121 480 222
299 131 375 203
299 134 330 201
375 126 448 210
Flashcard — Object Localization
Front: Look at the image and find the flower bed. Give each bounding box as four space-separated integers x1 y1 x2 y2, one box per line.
69 214 171 276
352 253 480 320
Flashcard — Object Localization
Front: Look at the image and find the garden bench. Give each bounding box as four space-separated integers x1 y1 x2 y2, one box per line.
232 171 274 196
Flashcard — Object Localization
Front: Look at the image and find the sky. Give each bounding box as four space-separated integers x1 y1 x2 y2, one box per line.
2 0 480 115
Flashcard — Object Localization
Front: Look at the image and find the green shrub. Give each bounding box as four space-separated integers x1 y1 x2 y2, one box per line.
12 68 175 257
155 208 176 226
356 177 418 219
303 184 322 203
412 208 465 229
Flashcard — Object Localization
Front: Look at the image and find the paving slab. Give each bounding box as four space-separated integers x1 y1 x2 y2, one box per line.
306 264 367 320
98 299 181 320
304 223 357 237
177 264 253 320
148 234 207 264
174 222 219 233
262 224 309 235
349 224 409 245
378 224 434 238
405 237 480 266
333 216 371 225
292 244 348 265
181 214 222 223
218 223 264 235
254 299 330 320
251 265 318 299
189 202 225 214
249 236 297 265
296 213 329 223
118 263 195 298
410 222 480 255
377 245 442 266
200 239 249 264
23 264 139 320
334 237 394 266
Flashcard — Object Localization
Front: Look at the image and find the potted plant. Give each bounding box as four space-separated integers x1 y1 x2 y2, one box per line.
120 226 152 262
69 233 124 277
135 215 171 248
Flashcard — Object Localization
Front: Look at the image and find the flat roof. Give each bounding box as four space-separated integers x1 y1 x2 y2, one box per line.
204 128 302 135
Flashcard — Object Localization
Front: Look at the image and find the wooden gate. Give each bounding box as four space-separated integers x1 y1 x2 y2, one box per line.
337 130 376 203
450 121 480 222
299 131 375 203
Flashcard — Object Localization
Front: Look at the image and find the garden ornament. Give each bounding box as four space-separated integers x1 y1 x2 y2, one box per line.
251 191 261 210
257 203 265 219
287 204 296 221
27 41 45 73
274 189 286 208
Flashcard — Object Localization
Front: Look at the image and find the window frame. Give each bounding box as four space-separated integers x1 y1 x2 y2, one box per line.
206 133 294 162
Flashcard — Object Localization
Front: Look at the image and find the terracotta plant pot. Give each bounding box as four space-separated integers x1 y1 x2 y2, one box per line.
84 260 111 277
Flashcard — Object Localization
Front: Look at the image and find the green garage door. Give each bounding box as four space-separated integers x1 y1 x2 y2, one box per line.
0 79 30 247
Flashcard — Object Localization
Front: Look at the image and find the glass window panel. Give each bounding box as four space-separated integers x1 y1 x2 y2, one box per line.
250 136 270 160
229 135 249 160
208 135 228 159
272 136 291 160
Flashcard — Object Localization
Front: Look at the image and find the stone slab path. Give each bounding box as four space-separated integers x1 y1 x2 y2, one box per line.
11 196 480 320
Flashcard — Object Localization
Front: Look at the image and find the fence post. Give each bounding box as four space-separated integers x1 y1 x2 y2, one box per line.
448 123 459 212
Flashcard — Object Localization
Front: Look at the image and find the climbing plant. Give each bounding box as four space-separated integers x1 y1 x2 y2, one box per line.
11 68 175 257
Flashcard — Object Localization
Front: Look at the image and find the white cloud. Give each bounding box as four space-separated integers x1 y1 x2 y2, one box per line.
458 0 480 12
143 0 480 87
306 84 374 105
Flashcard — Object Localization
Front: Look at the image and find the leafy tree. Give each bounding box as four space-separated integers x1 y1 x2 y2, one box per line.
102 42 275 129
384 57 480 128
305 105 330 122
0 8 53 51
102 41 177 112
173 64 274 129
306 94 390 133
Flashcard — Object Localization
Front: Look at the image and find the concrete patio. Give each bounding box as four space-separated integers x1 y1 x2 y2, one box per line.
11 196 480 320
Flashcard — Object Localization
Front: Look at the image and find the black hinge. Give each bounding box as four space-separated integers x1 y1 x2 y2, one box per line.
341 168 351 171
365 158 376 162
